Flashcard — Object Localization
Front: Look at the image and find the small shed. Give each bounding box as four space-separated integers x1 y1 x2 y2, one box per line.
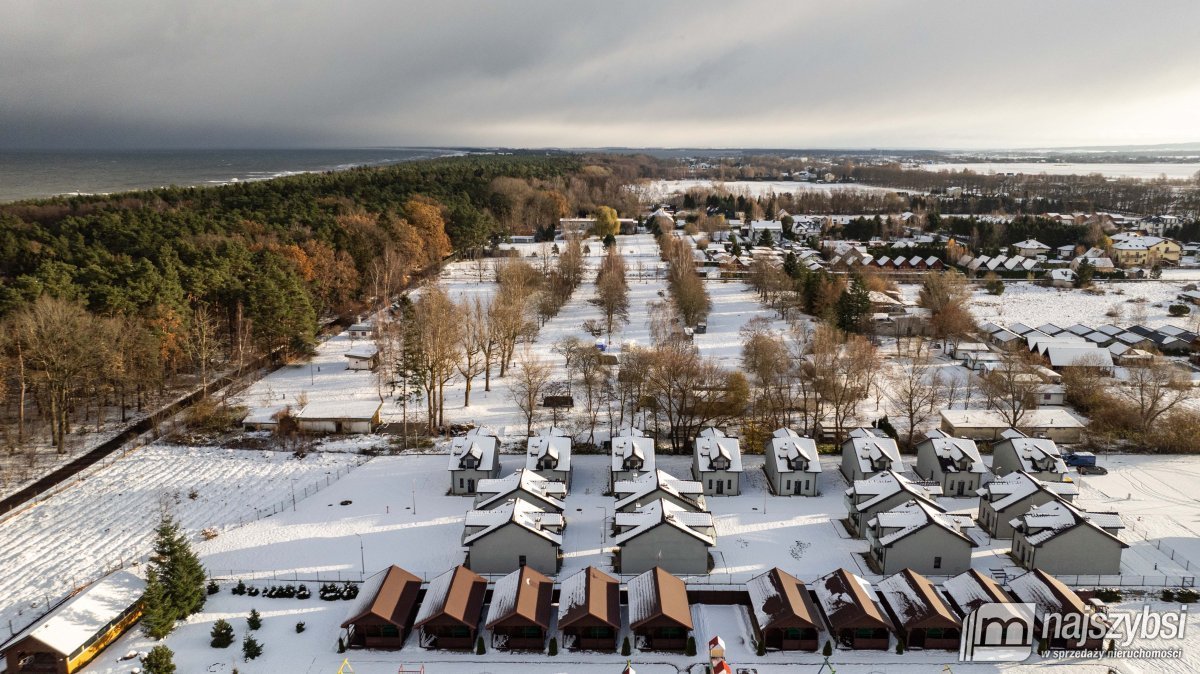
413 566 487 649
348 321 375 339
746 567 822 651
3 571 145 674
294 400 382 434
875 569 963 650
484 567 553 650
340 565 423 649
345 344 381 371
556 567 621 651
241 404 287 431
628 567 693 651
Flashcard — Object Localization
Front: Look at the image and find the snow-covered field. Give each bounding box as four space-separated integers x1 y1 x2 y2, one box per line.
922 161 1200 180
0 446 362 641
634 179 901 201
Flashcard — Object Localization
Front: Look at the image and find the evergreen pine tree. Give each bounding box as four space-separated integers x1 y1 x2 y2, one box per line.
142 645 176 674
835 275 871 333
141 568 175 640
150 515 207 624
247 608 262 630
822 640 833 656
242 635 263 660
210 618 235 648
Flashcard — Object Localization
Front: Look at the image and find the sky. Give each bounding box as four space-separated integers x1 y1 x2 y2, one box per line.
2 0 1199 151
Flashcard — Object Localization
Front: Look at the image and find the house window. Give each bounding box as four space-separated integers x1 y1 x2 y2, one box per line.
785 480 792 491
926 627 946 639
707 479 713 490
727 479 733 490
380 624 400 638
933 556 942 569
458 478 464 489
519 555 527 567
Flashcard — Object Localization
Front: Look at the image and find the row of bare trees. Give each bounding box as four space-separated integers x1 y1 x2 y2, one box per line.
659 234 711 328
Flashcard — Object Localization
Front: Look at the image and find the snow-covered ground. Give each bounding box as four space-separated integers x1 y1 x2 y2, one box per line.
0 446 363 641
633 179 902 201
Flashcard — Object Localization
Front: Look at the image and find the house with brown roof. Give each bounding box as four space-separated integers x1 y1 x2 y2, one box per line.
746 567 822 652
941 569 1014 619
484 567 553 650
413 566 487 649
1007 570 1110 650
812 568 894 650
628 567 693 651
875 569 962 650
557 566 621 651
340 565 422 650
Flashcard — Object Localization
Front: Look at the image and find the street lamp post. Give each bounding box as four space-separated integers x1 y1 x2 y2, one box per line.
595 506 606 545
353 533 365 578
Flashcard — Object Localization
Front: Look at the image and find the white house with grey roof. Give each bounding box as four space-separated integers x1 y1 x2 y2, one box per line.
840 430 903 482
764 428 822 496
613 470 706 513
913 430 987 497
691 427 743 496
462 498 563 574
991 436 1069 482
614 499 715 575
473 469 566 513
448 428 501 495
844 470 943 537
1009 500 1127 575
977 470 1078 538
525 427 572 487
866 499 976 575
610 427 656 490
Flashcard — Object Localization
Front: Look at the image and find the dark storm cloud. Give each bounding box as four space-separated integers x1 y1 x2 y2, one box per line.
2 0 1199 149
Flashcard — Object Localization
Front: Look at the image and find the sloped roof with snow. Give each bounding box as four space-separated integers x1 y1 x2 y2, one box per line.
296 399 382 421
628 567 692 629
1007 570 1089 619
694 428 743 473
557 566 620 630
980 471 1078 511
813 568 892 631
1009 500 1127 548
1013 239 1051 250
345 344 379 359
994 437 1068 474
869 499 975 547
746 567 819 631
847 471 943 511
463 498 564 546
843 434 902 474
475 470 567 511
613 499 715 546
448 433 499 471
942 569 1012 617
484 566 553 629
526 434 572 473
876 569 961 630
414 565 487 629
1046 345 1113 368
613 470 705 511
611 434 656 473
13 571 144 656
917 435 985 474
768 430 821 474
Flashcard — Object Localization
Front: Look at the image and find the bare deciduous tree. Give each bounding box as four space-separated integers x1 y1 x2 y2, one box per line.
1115 358 1193 434
509 348 554 437
883 346 947 449
979 350 1043 428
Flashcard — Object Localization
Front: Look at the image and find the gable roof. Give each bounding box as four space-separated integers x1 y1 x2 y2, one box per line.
557 567 621 630
613 499 715 546
694 427 743 473
414 565 487 629
876 569 962 630
812 568 893 631
980 471 1078 510
475 470 567 511
994 438 1068 475
526 434 572 473
869 499 976 548
448 432 499 472
1009 500 1127 548
746 567 819 631
463 498 564 546
341 565 422 629
611 434 656 473
613 470 705 511
628 567 692 630
842 434 902 474
1007 570 1090 619
847 470 943 511
916 433 986 474
768 429 821 474
484 566 554 629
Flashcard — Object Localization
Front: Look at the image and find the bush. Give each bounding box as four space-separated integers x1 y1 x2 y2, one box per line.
621 636 631 656
297 584 311 600
757 639 766 656
296 621 306 633
475 636 486 655
1162 589 1176 602
896 639 905 654
548 637 557 656
685 635 696 656
207 580 220 595
247 586 259 597
1094 588 1123 603
1176 588 1198 603
242 635 263 660
1169 304 1190 316
822 640 833 656
337 637 346 653
232 580 246 596
985 277 1005 296
210 619 235 648
143 645 176 674
247 608 262 630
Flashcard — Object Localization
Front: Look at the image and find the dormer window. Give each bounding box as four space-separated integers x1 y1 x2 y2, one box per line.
711 456 729 471
461 455 478 470
625 456 642 471
538 456 557 470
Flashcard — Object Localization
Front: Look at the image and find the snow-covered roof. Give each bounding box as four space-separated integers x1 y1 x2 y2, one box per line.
611 434 656 474
627 567 692 629
980 471 1078 511
613 470 705 511
484 566 553 629
345 344 379 360
295 399 381 421
768 429 821 474
462 498 564 546
995 437 1068 474
12 570 144 656
940 409 1084 432
557 566 620 629
241 404 287 426
746 567 819 631
414 566 486 628
870 499 975 547
694 428 743 473
1013 239 1051 250
847 471 942 511
812 568 892 631
875 569 961 630
942 570 1011 617
1009 500 1126 547
525 434 572 473
1008 570 1089 619
917 433 986 474
843 434 902 474
1046 345 1113 368
475 470 566 511
613 499 715 547
448 433 499 472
